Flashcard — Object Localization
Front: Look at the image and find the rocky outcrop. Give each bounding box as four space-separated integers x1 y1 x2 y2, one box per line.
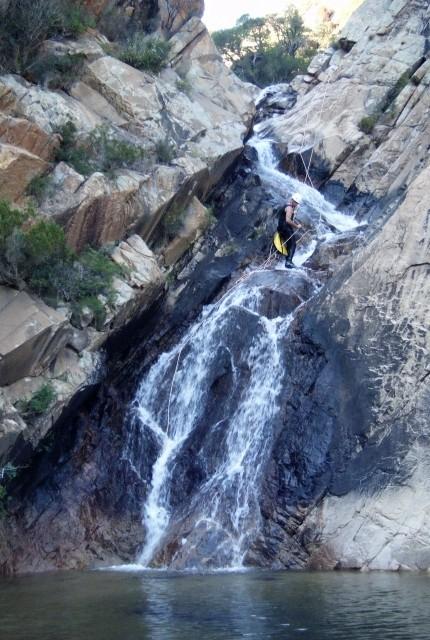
0 245 165 467
163 196 210 265
84 0 204 35
0 10 254 469
253 161 430 572
0 115 59 161
159 0 204 34
259 0 430 216
0 17 254 246
0 287 69 386
0 144 48 201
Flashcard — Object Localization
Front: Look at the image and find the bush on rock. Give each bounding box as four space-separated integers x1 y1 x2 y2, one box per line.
55 122 145 177
0 0 94 73
0 200 124 325
118 34 171 73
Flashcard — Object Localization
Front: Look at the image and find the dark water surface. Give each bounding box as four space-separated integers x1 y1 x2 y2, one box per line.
1 569 429 640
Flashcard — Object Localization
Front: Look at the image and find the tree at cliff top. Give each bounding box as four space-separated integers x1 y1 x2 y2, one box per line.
212 7 334 87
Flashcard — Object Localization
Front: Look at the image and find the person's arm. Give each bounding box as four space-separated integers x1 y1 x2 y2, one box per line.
285 205 302 229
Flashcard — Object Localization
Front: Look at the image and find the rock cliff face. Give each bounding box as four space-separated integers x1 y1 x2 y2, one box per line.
246 0 430 571
84 0 204 35
0 0 429 575
255 163 430 571
0 6 255 469
260 0 430 217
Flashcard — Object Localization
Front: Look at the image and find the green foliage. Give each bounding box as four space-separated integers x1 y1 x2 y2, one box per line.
358 115 378 135
25 220 69 266
62 1 95 37
0 0 94 74
55 121 93 175
97 6 130 43
385 71 410 105
0 200 29 247
213 8 322 87
74 295 106 330
78 248 123 300
119 34 171 73
235 45 310 86
27 52 86 90
163 206 186 238
56 122 144 176
17 383 57 418
25 174 52 204
88 126 145 175
358 72 413 136
28 244 123 306
0 200 124 324
155 138 177 165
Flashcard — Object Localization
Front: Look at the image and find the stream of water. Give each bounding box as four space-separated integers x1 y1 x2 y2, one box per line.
118 130 359 570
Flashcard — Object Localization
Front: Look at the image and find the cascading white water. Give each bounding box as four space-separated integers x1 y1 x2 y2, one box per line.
248 136 358 233
119 129 359 571
132 283 293 568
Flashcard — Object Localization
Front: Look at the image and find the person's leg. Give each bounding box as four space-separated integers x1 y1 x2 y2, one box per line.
288 234 297 262
285 226 296 266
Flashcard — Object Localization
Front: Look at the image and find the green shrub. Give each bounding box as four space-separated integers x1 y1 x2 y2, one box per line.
29 258 79 304
97 6 130 43
74 295 107 330
29 244 123 306
61 2 95 37
358 115 378 135
0 0 94 74
25 220 69 266
2 228 27 286
222 241 238 256
88 126 145 175
0 197 124 322
77 248 123 301
205 206 217 225
27 53 86 90
0 200 29 247
155 138 177 165
17 383 57 418
56 122 144 176
55 121 93 175
163 206 186 238
25 174 51 204
119 34 171 73
390 72 410 97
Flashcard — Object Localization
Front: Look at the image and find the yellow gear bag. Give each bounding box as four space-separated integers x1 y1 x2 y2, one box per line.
273 232 289 256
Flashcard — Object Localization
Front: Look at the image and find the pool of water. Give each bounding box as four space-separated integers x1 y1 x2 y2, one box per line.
1 570 429 640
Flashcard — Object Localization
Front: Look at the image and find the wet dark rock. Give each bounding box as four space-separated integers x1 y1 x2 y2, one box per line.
255 85 298 124
304 232 362 274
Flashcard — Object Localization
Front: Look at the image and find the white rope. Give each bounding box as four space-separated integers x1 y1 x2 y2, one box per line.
166 64 345 431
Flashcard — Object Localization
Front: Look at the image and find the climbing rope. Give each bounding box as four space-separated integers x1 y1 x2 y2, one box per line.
166 67 340 431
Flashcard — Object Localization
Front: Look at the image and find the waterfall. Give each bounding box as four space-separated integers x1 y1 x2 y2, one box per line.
117 128 359 571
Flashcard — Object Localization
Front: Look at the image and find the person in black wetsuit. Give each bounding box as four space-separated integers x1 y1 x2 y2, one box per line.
277 191 303 268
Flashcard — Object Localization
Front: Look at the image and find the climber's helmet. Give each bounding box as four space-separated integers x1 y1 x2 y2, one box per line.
292 192 303 205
